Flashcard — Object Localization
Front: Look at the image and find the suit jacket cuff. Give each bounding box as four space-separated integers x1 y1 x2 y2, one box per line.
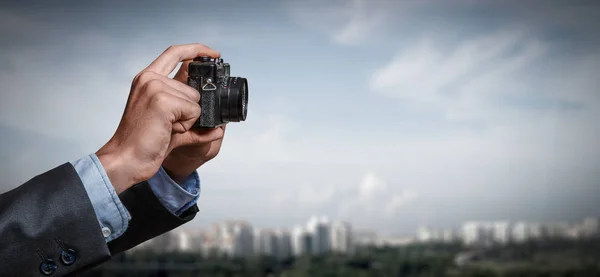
71 153 131 242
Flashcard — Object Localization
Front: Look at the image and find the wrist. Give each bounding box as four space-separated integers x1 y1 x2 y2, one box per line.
162 156 203 184
96 146 136 194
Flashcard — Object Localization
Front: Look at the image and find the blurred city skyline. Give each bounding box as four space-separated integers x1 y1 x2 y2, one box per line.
1 0 600 236
133 215 599 258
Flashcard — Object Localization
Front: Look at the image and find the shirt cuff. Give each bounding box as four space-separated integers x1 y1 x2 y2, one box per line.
147 167 200 216
71 153 131 242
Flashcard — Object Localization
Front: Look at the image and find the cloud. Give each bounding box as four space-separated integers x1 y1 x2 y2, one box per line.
368 27 600 147
384 190 419 216
369 30 560 123
286 0 600 50
358 171 387 200
329 0 389 45
360 26 600 230
284 0 392 46
338 171 419 221
368 29 600 164
257 169 419 230
368 29 600 171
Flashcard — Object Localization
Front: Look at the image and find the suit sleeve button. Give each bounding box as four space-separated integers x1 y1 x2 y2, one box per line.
60 249 77 265
40 259 57 275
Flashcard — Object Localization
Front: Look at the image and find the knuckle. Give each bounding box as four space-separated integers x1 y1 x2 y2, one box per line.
132 73 142 85
166 45 180 54
135 71 155 86
149 91 170 109
164 45 182 62
144 79 165 92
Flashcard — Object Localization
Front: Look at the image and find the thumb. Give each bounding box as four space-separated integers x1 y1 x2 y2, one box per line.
165 94 201 134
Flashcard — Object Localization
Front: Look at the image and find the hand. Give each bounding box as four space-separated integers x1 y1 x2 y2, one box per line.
161 61 227 183
95 44 221 194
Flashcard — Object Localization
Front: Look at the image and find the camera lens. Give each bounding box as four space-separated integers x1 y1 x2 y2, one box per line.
220 77 248 122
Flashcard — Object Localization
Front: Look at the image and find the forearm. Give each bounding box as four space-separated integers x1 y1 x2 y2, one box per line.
162 153 206 184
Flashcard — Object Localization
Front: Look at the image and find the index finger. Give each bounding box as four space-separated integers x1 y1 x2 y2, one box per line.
144 43 221 76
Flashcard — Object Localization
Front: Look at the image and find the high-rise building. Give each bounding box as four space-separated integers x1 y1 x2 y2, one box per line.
307 216 331 255
416 226 447 243
543 221 571 238
306 216 320 254
462 222 485 246
582 217 600 237
331 221 353 254
302 232 313 255
528 223 543 240
252 228 262 256
232 222 254 257
291 226 307 256
511 221 530 243
441 229 458 243
213 222 234 257
257 229 277 256
492 221 511 244
204 220 256 258
461 221 495 246
274 229 292 260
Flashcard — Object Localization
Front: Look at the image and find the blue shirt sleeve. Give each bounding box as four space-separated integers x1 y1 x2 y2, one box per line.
71 154 130 242
146 167 201 216
71 153 201 243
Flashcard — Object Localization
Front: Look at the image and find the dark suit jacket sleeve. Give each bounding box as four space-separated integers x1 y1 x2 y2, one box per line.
106 175 199 254
0 162 198 276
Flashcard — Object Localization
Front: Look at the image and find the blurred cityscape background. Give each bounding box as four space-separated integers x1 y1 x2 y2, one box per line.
131 216 600 258
80 216 600 276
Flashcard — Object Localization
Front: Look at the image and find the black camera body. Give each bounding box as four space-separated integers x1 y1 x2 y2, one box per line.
187 56 248 128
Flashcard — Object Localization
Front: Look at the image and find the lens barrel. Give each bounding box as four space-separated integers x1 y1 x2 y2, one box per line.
220 77 248 122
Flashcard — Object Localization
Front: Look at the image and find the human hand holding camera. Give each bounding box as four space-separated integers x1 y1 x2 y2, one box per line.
163 53 248 183
95 43 247 193
161 60 226 184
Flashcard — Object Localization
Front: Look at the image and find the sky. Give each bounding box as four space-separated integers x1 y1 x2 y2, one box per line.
1 0 599 236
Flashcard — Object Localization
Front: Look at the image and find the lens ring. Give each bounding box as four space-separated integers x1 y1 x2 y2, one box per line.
229 78 240 122
220 77 248 122
240 78 248 121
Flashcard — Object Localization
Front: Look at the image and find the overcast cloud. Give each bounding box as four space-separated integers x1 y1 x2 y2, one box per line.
1 0 599 236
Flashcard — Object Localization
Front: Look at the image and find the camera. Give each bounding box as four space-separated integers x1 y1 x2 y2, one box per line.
187 56 249 128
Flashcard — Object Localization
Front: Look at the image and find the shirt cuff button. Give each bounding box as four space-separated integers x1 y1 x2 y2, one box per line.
101 227 112 238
